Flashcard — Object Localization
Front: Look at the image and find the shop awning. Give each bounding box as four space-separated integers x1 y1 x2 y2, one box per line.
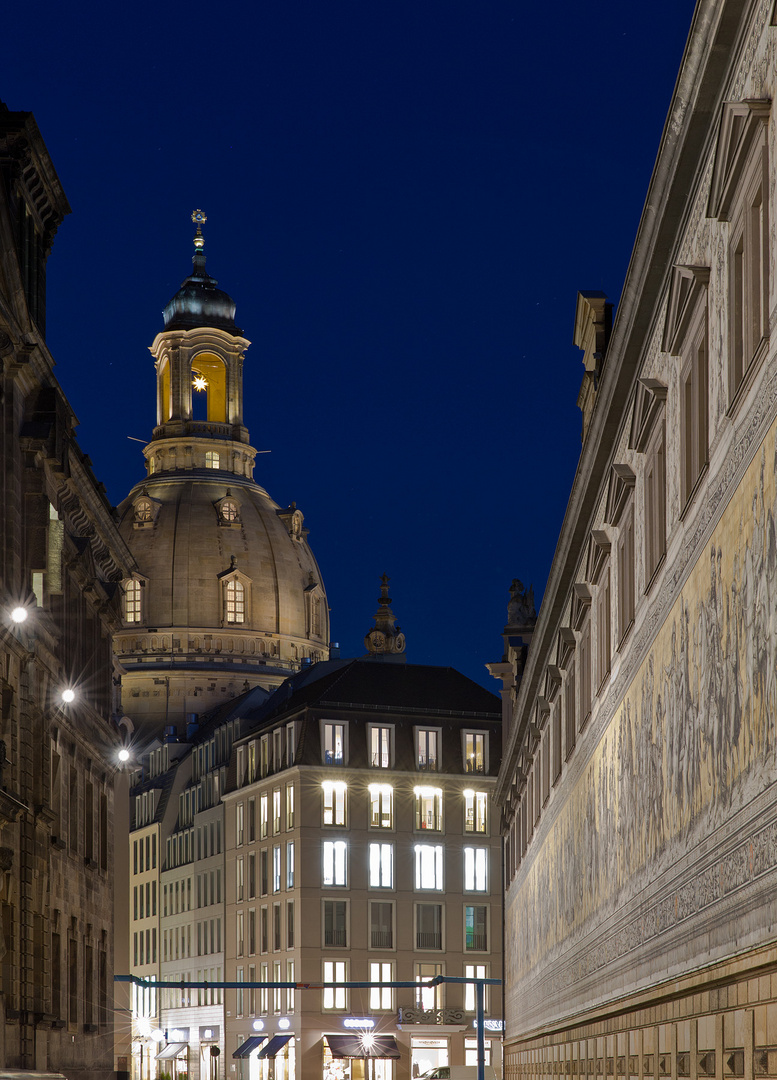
155 1042 188 1060
326 1035 400 1059
257 1034 293 1058
233 1035 269 1058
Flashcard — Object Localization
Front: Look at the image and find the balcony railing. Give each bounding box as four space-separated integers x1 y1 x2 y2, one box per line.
417 759 438 772
371 929 393 949
466 932 487 951
324 751 344 766
399 1007 466 1026
416 931 442 950
464 760 485 774
324 928 347 946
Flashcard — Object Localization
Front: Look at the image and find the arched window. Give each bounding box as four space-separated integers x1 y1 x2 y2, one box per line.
225 579 245 624
205 451 220 469
125 579 142 623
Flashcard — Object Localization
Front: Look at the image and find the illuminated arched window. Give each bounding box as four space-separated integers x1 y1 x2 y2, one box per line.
125 579 142 623
205 451 220 469
226 579 245 624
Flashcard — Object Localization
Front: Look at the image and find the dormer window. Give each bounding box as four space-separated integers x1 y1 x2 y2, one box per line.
225 579 245 623
123 577 145 623
216 494 241 526
132 493 160 529
219 562 251 626
205 451 220 469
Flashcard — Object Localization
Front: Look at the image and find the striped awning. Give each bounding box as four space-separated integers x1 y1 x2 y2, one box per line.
155 1043 188 1060
257 1034 293 1058
233 1035 268 1059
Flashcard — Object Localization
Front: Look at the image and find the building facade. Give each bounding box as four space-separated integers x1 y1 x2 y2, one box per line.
494 2 777 1080
221 656 503 1080
0 102 136 1077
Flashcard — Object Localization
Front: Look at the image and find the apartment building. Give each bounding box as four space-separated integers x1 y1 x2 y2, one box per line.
222 657 503 1080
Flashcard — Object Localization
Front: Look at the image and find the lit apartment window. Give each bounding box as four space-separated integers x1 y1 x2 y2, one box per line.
236 803 244 847
323 959 348 1009
286 783 295 829
260 794 268 840
273 846 281 893
370 725 392 768
464 847 488 892
464 791 487 834
272 789 281 834
415 787 443 831
416 729 439 771
286 960 295 1012
464 963 488 1011
323 722 345 765
225 579 245 624
464 732 486 774
205 451 220 469
465 904 488 951
260 961 268 1013
414 844 443 890
415 962 443 1009
322 782 347 826
323 841 347 886
236 912 244 957
260 736 269 778
236 856 244 902
286 842 295 889
273 728 283 770
124 579 142 623
416 903 443 950
369 784 393 828
369 843 394 888
273 960 282 1012
370 961 394 1010
370 901 394 949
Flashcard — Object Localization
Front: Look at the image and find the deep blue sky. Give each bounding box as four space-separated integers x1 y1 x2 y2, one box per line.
6 1 695 689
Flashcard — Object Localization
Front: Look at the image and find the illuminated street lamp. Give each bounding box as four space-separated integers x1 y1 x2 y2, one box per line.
10 607 28 624
61 688 76 704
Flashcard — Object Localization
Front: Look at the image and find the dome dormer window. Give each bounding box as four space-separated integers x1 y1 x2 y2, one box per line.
124 578 143 623
132 493 161 529
219 559 251 626
216 493 241 526
225 579 245 623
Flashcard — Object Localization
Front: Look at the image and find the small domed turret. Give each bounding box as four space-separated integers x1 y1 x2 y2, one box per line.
162 209 241 334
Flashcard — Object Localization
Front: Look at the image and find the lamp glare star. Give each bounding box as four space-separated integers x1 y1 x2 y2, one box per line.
10 607 28 624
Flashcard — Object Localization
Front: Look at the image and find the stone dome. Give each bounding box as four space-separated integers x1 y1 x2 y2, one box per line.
115 470 329 728
162 251 241 334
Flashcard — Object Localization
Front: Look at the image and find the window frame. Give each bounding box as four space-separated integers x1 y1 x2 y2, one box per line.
368 724 394 769
414 843 444 891
322 840 348 887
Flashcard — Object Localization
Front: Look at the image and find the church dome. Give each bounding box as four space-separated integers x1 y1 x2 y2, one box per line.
114 213 329 731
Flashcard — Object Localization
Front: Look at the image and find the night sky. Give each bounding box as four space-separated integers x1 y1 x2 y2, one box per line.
5 1 695 689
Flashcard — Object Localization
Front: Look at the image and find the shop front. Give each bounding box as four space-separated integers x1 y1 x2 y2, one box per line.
233 1031 295 1080
324 1033 400 1080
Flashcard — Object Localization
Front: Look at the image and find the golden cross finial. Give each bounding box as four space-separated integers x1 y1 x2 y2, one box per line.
191 209 207 250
